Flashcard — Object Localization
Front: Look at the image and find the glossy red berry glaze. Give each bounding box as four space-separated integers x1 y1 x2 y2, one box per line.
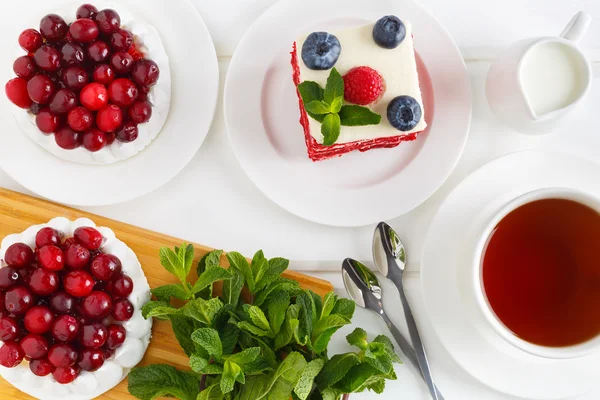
82 129 107 152
49 291 75 314
95 9 121 34
62 66 89 90
40 14 68 42
55 127 81 150
20 333 49 359
35 108 61 134
18 29 43 52
0 316 20 341
93 64 115 86
0 268 20 289
80 323 107 348
34 45 61 72
61 42 86 65
37 245 65 271
77 4 99 19
112 298 133 321
79 348 105 371
74 227 103 250
132 59 160 88
70 18 100 43
110 51 134 74
13 56 37 80
96 104 123 132
24 305 54 334
80 82 108 111
90 254 122 281
65 244 91 269
88 40 111 63
81 291 112 318
128 100 152 124
53 365 80 383
28 268 59 295
68 106 94 132
50 89 78 114
5 286 34 315
116 122 139 143
0 341 24 368
30 357 55 376
5 78 32 109
27 74 55 105
5 243 34 268
52 314 80 342
63 270 95 297
48 343 78 367
108 78 138 107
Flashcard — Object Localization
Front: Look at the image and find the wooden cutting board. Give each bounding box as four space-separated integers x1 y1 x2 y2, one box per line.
0 188 333 400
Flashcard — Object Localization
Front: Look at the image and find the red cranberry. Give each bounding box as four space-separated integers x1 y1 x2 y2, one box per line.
0 341 24 367
49 291 74 314
90 254 122 281
110 29 133 52
79 348 104 371
88 40 110 63
35 109 61 134
47 343 78 367
74 227 103 250
105 132 116 145
55 127 81 150
115 122 139 143
5 286 33 315
96 104 123 132
34 45 61 72
95 9 121 34
27 74 55 104
60 42 85 65
30 357 54 376
81 291 112 319
112 298 133 321
67 107 94 132
128 100 152 124
30 103 43 115
36 228 61 248
77 4 98 19
79 323 107 348
62 66 88 90
0 316 19 341
0 293 5 315
62 237 77 250
13 56 37 80
82 129 107 152
80 83 108 111
111 274 133 297
24 305 54 334
63 270 95 297
108 78 138 107
18 29 43 52
93 64 115 85
5 78 32 109
5 243 34 268
65 244 91 269
132 60 160 88
28 268 59 296
37 245 64 271
70 18 99 43
110 51 134 74
40 14 68 42
0 268 20 289
52 315 80 343
49 89 78 114
53 365 79 383
106 324 126 349
20 333 49 359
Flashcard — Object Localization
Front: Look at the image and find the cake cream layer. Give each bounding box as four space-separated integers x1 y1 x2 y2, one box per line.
296 21 426 145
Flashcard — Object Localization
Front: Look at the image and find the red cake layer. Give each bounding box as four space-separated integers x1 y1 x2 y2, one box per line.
291 42 423 162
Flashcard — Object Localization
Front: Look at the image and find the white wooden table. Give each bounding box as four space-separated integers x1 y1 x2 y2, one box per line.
1 0 599 398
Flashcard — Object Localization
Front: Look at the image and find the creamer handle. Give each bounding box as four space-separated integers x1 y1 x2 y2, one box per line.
560 11 592 42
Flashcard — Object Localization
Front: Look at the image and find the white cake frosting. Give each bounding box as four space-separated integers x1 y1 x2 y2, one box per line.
10 2 172 165
297 20 427 144
0 217 152 400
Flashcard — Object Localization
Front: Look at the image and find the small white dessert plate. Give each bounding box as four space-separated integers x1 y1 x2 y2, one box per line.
421 150 600 399
0 0 219 206
224 0 471 227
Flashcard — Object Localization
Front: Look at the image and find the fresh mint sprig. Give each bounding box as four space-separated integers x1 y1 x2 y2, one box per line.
298 68 381 146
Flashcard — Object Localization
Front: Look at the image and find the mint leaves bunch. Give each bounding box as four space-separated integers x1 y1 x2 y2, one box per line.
128 245 400 400
298 68 381 145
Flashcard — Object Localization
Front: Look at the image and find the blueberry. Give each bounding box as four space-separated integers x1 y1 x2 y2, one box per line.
373 16 406 49
301 32 341 70
387 96 422 131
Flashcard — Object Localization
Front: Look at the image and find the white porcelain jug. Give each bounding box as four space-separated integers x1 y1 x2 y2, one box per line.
486 11 592 134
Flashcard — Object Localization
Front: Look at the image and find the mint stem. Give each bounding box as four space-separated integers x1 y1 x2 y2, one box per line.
199 374 207 391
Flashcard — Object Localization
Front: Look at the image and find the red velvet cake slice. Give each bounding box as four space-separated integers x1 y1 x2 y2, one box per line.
292 16 427 162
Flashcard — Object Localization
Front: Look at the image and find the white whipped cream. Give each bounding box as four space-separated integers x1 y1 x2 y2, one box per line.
297 20 427 144
10 1 172 165
0 217 152 400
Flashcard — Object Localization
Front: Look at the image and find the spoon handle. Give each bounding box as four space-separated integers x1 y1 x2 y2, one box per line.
380 311 445 400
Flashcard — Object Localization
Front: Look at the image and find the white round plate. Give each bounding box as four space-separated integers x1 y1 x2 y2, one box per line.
224 0 471 227
421 150 600 399
0 0 219 206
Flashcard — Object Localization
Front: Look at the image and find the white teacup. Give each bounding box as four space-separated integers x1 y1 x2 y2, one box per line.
471 187 600 359
486 11 592 134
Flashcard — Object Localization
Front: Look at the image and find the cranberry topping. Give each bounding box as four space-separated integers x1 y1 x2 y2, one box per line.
79 348 105 371
87 40 110 63
106 324 126 349
48 343 78 367
74 227 103 250
82 128 107 152
27 74 55 104
24 305 54 334
65 243 91 269
55 126 81 150
92 64 115 85
62 66 89 90
36 227 61 248
30 357 55 376
132 59 160 88
37 245 65 271
60 42 85 65
13 56 37 80
5 243 35 268
111 274 133 297
5 286 34 315
5 78 32 109
28 268 59 296
34 45 62 72
49 291 75 314
52 315 80 342
90 254 122 281
96 104 123 132
69 18 99 43
108 78 138 107
0 316 20 341
0 268 20 289
35 109 61 134
0 341 24 368
40 14 68 42
20 333 49 359
53 365 79 383
128 100 152 124
18 29 43 52
80 323 107 348
116 121 139 143
110 29 133 52
105 131 116 145
63 270 95 297
49 88 78 114
77 4 99 20
95 9 121 34
81 291 112 318
110 51 134 74
112 298 133 321
80 82 108 111
67 106 94 132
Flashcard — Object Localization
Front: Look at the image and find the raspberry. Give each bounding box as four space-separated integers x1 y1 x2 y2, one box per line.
342 66 384 106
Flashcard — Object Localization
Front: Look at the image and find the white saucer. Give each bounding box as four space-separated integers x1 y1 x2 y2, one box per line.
0 0 219 206
421 150 600 399
224 0 471 227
